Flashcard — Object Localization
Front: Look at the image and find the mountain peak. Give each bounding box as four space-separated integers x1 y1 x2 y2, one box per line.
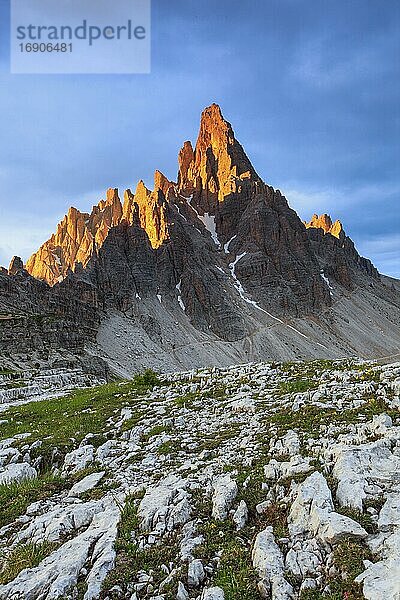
8 256 24 276
154 170 173 196
304 213 343 239
198 103 226 131
177 104 259 209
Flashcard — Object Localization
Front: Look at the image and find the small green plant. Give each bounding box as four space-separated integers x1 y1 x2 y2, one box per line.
142 424 171 441
132 368 161 389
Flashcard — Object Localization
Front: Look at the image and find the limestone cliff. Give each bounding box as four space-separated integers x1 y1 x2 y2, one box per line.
178 103 259 211
26 179 170 286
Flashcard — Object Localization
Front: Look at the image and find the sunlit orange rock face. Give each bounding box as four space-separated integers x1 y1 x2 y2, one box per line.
26 178 170 286
304 213 343 239
123 175 170 250
178 103 259 210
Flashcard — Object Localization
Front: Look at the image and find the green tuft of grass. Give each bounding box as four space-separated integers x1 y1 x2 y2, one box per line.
213 539 259 600
325 538 373 599
157 440 181 455
279 378 317 395
0 472 68 528
142 424 172 441
0 541 58 584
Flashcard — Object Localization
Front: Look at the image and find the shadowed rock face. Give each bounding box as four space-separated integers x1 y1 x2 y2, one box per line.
8 256 24 276
2 104 397 363
305 215 379 289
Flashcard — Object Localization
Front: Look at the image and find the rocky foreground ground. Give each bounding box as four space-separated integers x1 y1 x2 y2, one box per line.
0 359 399 600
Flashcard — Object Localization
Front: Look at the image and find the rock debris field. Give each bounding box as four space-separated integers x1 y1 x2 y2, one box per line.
0 359 399 600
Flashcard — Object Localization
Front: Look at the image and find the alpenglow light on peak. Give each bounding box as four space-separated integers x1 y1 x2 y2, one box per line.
26 177 171 286
26 103 262 286
178 103 260 210
304 213 344 239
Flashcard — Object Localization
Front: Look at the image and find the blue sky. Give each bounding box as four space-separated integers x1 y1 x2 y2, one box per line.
0 0 399 276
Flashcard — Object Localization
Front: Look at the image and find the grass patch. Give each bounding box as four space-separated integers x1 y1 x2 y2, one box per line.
157 440 181 455
142 424 172 441
0 541 58 584
279 379 317 394
0 375 167 463
364 496 385 512
328 538 372 599
0 472 68 528
196 424 241 453
173 391 200 408
173 384 227 409
213 538 258 600
300 539 374 599
194 509 258 600
270 395 399 437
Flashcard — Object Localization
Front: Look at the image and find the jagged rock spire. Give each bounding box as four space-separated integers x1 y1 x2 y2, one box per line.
178 103 259 210
304 213 344 239
8 256 24 275
27 179 170 285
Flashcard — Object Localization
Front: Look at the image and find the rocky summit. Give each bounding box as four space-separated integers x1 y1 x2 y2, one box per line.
0 104 399 375
0 359 400 600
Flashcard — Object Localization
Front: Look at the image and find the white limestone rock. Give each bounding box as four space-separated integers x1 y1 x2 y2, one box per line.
356 557 400 600
0 495 122 600
68 471 105 497
187 558 205 588
264 456 313 481
231 395 255 413
0 462 37 485
252 526 295 599
378 494 400 530
200 587 225 600
285 539 322 577
15 499 103 544
176 581 190 600
180 521 204 561
232 500 248 530
62 445 95 475
138 475 191 534
211 474 238 520
330 438 400 511
0 446 21 467
288 471 368 544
